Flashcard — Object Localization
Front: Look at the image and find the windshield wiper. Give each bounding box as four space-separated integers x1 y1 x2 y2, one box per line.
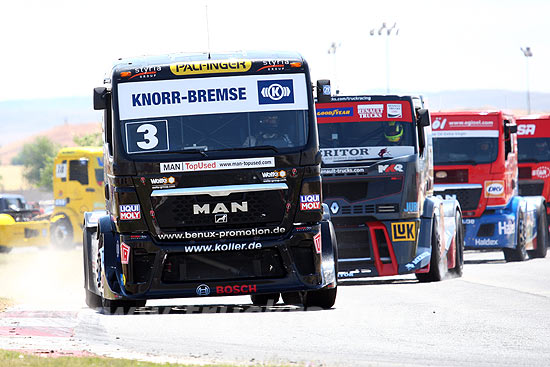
214 145 279 153
178 147 208 157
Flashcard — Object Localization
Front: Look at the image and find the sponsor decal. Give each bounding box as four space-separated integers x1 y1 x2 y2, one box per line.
55 163 67 178
358 104 383 119
300 194 321 211
117 74 308 121
158 226 286 240
387 104 402 119
463 218 475 225
338 269 361 277
432 130 499 138
378 163 403 174
322 84 331 96
129 66 161 80
260 170 287 182
120 242 130 265
54 198 67 207
120 204 141 220
484 180 505 198
257 60 290 72
533 166 550 179
378 148 389 158
391 222 416 242
150 176 176 189
404 251 430 271
435 194 457 201
517 124 536 135
404 202 418 213
161 157 275 173
330 202 339 214
193 202 248 215
432 117 499 137
316 107 354 118
184 241 262 253
196 284 211 296
313 233 322 254
498 220 515 235
216 284 257 295
170 60 252 75
215 214 228 223
257 79 294 104
320 146 414 163
474 238 499 246
321 167 366 175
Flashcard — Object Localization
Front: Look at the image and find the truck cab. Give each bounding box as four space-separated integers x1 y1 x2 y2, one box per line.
316 92 463 281
516 115 550 218
432 111 548 261
84 51 338 312
51 147 105 246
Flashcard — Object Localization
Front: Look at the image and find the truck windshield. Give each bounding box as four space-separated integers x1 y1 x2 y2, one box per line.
518 138 550 163
433 137 499 165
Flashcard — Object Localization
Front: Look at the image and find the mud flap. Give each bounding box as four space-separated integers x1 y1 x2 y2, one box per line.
320 219 338 287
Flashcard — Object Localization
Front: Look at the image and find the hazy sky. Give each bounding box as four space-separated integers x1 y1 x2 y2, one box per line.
1 0 548 101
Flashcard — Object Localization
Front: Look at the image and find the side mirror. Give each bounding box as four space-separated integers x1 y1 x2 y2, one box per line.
417 108 431 127
508 124 518 134
316 80 331 103
93 87 110 110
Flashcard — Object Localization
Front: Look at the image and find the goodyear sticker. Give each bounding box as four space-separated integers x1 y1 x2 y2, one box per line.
391 222 416 242
170 60 252 75
316 107 353 118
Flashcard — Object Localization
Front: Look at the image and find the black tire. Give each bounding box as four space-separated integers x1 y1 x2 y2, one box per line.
448 213 464 277
529 206 548 259
0 246 12 253
304 287 337 309
416 218 446 282
50 218 74 248
503 209 528 262
250 293 280 306
85 289 102 309
281 291 304 306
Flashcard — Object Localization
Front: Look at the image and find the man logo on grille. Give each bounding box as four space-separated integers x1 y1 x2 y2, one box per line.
215 214 228 223
196 284 211 296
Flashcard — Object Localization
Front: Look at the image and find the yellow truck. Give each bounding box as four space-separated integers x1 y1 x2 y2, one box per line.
0 147 104 250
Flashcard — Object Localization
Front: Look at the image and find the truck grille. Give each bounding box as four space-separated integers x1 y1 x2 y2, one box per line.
335 227 372 259
435 188 482 211
162 249 286 282
339 203 399 215
152 191 286 230
518 181 544 196
322 177 403 203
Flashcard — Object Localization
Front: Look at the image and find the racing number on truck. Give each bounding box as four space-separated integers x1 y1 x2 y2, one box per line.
391 222 416 242
125 120 169 154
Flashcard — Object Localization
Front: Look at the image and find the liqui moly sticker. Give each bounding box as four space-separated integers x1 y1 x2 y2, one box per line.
313 233 322 254
160 157 275 173
300 194 321 210
120 204 141 220
358 104 383 119
484 181 505 198
120 242 130 264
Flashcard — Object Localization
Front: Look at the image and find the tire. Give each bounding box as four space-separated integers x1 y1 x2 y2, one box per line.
281 291 304 306
250 293 280 306
416 218 446 282
50 218 74 248
85 289 102 309
0 246 12 253
304 287 337 309
503 209 528 262
448 213 464 277
529 206 548 259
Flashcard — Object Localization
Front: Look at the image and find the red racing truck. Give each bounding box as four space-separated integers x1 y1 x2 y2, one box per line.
516 115 550 220
432 111 548 261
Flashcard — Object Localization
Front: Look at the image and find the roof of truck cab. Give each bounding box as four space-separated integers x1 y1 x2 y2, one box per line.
112 50 305 70
516 114 550 121
56 147 103 157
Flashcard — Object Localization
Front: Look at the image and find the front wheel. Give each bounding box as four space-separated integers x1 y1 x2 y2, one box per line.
416 218 447 282
503 209 528 262
0 246 12 254
50 218 74 248
529 205 548 259
448 213 464 277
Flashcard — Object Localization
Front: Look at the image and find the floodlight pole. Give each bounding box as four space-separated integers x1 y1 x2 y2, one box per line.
370 23 399 94
521 47 533 114
328 42 341 95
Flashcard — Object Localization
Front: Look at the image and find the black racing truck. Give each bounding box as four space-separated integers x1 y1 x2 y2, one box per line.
84 51 338 312
315 89 463 281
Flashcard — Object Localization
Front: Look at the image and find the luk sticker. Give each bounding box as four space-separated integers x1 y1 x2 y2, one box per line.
300 194 321 211
484 180 505 198
358 104 383 119
120 204 141 220
391 222 416 242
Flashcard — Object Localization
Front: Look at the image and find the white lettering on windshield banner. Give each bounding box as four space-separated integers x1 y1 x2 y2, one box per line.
320 146 414 163
432 130 499 138
160 157 275 173
117 74 308 120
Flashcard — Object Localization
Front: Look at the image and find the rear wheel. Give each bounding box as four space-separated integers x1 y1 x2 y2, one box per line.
503 209 528 262
416 218 446 282
102 298 146 314
85 289 102 309
529 205 548 259
250 293 280 306
0 246 12 253
282 287 337 309
448 213 464 277
50 218 74 248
